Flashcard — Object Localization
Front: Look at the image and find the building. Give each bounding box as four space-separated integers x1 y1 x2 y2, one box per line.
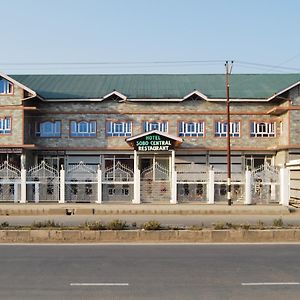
0 72 299 204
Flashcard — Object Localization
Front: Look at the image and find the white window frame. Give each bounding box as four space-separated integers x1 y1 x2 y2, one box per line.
106 121 132 137
0 116 11 134
179 121 205 137
36 121 61 137
0 78 13 95
143 121 168 132
250 121 276 137
215 121 240 137
70 120 96 137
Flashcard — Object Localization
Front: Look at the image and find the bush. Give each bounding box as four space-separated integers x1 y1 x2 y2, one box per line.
142 220 161 230
273 218 284 227
0 221 9 228
107 219 127 230
256 220 265 230
212 222 226 230
85 221 106 230
240 224 251 230
30 220 60 229
189 225 203 231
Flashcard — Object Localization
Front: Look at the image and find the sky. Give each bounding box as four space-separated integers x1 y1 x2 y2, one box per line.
2 0 300 74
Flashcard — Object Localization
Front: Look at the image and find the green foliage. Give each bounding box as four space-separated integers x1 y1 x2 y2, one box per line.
240 224 251 230
142 220 161 230
212 222 226 230
85 221 106 230
107 219 127 230
256 220 265 230
273 218 284 227
0 221 9 228
30 220 60 229
189 225 203 231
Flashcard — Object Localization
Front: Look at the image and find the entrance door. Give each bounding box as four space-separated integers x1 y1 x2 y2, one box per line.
140 156 171 202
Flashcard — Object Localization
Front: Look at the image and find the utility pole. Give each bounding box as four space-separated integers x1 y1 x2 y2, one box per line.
225 61 233 206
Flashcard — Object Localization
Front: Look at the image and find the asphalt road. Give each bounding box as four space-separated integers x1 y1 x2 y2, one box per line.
0 244 300 300
1 214 300 227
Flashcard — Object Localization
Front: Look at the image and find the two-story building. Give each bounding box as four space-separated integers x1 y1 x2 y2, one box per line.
0 72 299 204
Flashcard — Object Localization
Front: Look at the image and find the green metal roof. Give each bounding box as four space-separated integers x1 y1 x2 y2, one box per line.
10 74 300 100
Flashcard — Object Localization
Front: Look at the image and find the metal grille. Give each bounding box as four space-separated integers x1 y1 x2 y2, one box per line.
27 161 59 202
65 162 98 203
102 161 134 202
251 163 280 204
140 162 170 202
0 161 21 202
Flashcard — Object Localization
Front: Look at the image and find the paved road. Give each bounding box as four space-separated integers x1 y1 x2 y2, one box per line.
1 214 300 227
0 244 300 300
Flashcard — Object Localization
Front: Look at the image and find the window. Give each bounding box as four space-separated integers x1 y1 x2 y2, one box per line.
0 117 11 134
250 121 275 137
0 78 13 94
106 121 132 137
143 121 168 132
36 121 61 137
70 120 96 137
215 121 240 137
179 121 205 137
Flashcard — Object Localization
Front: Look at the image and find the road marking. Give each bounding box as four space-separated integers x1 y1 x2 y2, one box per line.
70 283 129 286
242 282 300 286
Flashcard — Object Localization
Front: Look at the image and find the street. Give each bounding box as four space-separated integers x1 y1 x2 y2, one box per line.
0 244 299 299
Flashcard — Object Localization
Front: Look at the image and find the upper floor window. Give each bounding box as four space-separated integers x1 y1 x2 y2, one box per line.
215 121 240 137
36 121 61 137
143 121 168 132
179 121 205 137
250 121 276 137
70 120 96 137
0 78 13 95
106 121 132 137
0 116 11 134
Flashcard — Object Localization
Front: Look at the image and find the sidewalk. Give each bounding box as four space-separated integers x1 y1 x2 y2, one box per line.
0 203 292 216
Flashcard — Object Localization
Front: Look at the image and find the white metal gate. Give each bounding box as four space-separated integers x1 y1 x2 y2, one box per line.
251 164 280 204
140 162 170 202
214 172 245 202
27 161 59 202
65 162 98 203
0 161 21 202
102 161 134 202
176 164 208 202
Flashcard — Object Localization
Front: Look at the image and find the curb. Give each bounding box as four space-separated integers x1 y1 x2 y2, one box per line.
0 229 299 243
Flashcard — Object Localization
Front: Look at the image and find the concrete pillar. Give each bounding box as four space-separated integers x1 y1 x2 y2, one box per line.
14 183 18 203
20 153 26 169
132 150 141 204
170 171 177 204
34 183 39 203
59 166 65 204
96 166 102 204
280 167 289 206
170 150 177 204
244 169 252 205
208 166 214 204
20 168 26 203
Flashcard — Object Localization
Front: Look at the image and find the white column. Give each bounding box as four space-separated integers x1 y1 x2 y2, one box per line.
280 167 289 206
96 166 102 204
208 166 214 204
14 183 18 203
170 150 177 204
132 150 141 204
20 168 26 203
59 166 65 204
34 183 39 203
20 153 26 169
244 169 252 205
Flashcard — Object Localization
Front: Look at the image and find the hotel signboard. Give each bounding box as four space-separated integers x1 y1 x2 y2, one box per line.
133 133 175 152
